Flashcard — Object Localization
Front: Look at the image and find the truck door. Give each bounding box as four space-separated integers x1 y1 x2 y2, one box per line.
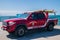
37 12 47 28
27 13 39 29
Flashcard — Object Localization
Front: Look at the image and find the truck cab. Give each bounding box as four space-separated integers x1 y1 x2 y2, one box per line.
2 10 58 37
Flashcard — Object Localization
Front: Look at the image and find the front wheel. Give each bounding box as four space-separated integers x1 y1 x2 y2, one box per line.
47 24 54 31
15 27 25 37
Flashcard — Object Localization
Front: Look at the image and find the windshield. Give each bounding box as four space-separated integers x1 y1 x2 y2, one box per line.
17 13 30 19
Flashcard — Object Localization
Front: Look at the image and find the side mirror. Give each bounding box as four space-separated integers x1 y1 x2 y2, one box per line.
28 16 33 20
30 17 32 19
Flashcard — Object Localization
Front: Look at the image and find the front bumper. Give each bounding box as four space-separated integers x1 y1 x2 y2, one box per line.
2 24 16 33
1 25 7 30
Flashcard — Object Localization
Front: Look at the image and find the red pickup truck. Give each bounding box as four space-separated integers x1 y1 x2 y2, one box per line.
2 10 58 37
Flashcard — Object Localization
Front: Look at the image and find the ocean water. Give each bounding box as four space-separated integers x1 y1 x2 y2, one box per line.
0 15 60 25
0 16 16 21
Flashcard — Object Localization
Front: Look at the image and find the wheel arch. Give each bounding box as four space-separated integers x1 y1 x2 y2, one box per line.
47 21 55 27
15 24 27 31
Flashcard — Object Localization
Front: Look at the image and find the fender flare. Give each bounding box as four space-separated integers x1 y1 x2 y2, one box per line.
47 21 54 26
15 24 27 31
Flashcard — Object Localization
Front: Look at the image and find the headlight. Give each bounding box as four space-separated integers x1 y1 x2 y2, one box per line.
9 21 15 26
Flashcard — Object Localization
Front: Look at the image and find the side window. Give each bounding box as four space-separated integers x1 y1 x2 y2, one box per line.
38 12 45 19
31 13 38 20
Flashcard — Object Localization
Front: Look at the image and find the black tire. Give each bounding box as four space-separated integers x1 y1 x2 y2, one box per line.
47 24 54 31
15 26 26 37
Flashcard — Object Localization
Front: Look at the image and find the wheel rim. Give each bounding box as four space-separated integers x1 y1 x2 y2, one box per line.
18 28 24 36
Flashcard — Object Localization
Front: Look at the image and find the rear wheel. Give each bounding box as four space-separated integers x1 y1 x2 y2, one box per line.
47 24 54 31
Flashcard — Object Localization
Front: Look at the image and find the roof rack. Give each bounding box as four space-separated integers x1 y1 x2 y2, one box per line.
34 9 55 13
34 9 56 15
43 10 55 13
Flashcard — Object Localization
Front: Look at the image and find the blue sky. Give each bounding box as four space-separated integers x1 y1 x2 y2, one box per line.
0 0 60 16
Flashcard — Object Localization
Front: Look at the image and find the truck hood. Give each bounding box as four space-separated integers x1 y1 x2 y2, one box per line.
4 18 27 22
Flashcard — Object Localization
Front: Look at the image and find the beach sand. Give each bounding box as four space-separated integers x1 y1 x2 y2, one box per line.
0 22 60 40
